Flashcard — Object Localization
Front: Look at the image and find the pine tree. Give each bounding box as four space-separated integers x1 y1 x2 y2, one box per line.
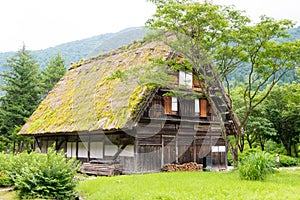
41 53 66 96
0 45 41 152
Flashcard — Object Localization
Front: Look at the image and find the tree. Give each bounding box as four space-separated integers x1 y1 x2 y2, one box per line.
146 0 300 166
0 45 41 152
41 53 66 96
264 83 300 157
231 86 277 152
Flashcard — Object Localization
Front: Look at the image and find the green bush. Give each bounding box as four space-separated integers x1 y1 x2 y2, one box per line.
0 153 13 187
239 151 275 181
278 155 298 167
6 149 81 199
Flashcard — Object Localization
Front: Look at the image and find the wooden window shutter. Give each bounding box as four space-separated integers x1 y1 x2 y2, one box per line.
164 96 172 114
200 99 207 117
193 76 200 88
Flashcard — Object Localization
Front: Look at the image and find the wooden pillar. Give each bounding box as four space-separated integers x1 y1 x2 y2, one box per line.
134 137 139 173
175 134 178 164
161 135 164 168
88 135 91 162
64 137 68 158
193 137 196 162
46 139 49 153
76 138 79 160
55 137 58 151
210 136 212 168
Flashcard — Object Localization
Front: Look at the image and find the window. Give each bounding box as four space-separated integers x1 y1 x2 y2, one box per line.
195 99 200 114
179 71 193 88
195 98 208 117
171 97 178 111
164 96 178 114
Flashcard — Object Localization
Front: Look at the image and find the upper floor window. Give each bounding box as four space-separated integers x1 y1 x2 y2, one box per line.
195 98 207 117
164 96 178 115
171 97 178 111
179 71 193 88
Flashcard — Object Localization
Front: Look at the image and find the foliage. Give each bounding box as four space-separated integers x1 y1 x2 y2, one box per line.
146 0 300 167
0 153 12 187
15 150 81 199
239 151 275 181
41 53 66 96
77 170 300 199
231 86 277 152
279 155 298 167
4 149 81 199
0 46 41 152
264 83 300 156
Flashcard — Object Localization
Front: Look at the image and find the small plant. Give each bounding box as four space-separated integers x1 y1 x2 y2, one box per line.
8 149 81 199
279 155 298 167
239 151 275 181
0 153 13 187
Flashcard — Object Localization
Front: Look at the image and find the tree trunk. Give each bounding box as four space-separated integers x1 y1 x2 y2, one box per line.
259 136 265 151
239 135 245 153
293 144 298 158
197 64 242 167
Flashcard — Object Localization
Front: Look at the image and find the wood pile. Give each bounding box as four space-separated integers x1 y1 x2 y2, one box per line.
162 162 203 172
80 160 122 176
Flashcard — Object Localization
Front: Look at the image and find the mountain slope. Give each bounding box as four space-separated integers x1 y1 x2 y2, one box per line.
88 27 148 57
0 27 148 69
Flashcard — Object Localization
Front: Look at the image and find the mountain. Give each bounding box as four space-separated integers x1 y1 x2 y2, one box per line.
88 27 148 57
0 26 299 83
0 27 148 69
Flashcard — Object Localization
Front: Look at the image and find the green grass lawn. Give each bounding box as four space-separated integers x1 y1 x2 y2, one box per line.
77 169 300 200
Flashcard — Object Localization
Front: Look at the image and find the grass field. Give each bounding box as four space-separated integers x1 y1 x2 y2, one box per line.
77 169 300 200
1 169 299 199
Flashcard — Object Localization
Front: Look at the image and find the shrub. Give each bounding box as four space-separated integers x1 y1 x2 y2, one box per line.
239 151 275 181
1 149 82 197
0 153 14 187
9 149 81 199
278 155 298 167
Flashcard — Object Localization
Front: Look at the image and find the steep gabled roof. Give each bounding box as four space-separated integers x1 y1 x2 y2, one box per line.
19 41 173 135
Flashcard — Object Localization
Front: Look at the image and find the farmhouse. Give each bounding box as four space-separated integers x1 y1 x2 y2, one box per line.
19 40 235 174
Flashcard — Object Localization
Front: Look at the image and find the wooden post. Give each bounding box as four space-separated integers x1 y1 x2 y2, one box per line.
46 139 49 153
175 134 178 164
76 139 79 160
88 135 91 162
193 137 196 162
134 138 139 173
161 135 164 168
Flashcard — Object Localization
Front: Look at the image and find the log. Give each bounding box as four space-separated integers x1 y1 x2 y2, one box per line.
80 162 122 176
162 162 203 172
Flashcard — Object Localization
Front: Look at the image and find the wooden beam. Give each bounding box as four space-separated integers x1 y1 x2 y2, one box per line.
88 135 91 162
175 134 178 163
76 139 79 160
193 137 196 162
161 135 164 168
112 144 128 160
34 137 41 151
55 140 64 151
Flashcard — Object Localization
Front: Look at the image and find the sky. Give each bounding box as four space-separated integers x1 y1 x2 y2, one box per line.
0 0 299 52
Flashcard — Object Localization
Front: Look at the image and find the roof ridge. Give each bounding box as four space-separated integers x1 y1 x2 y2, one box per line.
68 40 149 71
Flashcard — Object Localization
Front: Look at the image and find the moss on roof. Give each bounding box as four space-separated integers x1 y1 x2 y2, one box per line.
19 41 173 135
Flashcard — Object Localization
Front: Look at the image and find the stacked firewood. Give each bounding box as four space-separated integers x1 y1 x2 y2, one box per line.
80 160 122 176
162 162 203 172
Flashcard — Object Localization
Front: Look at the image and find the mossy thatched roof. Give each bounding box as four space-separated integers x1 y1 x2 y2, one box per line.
19 41 173 135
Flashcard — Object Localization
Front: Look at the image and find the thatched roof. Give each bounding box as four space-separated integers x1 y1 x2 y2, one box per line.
19 41 173 135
